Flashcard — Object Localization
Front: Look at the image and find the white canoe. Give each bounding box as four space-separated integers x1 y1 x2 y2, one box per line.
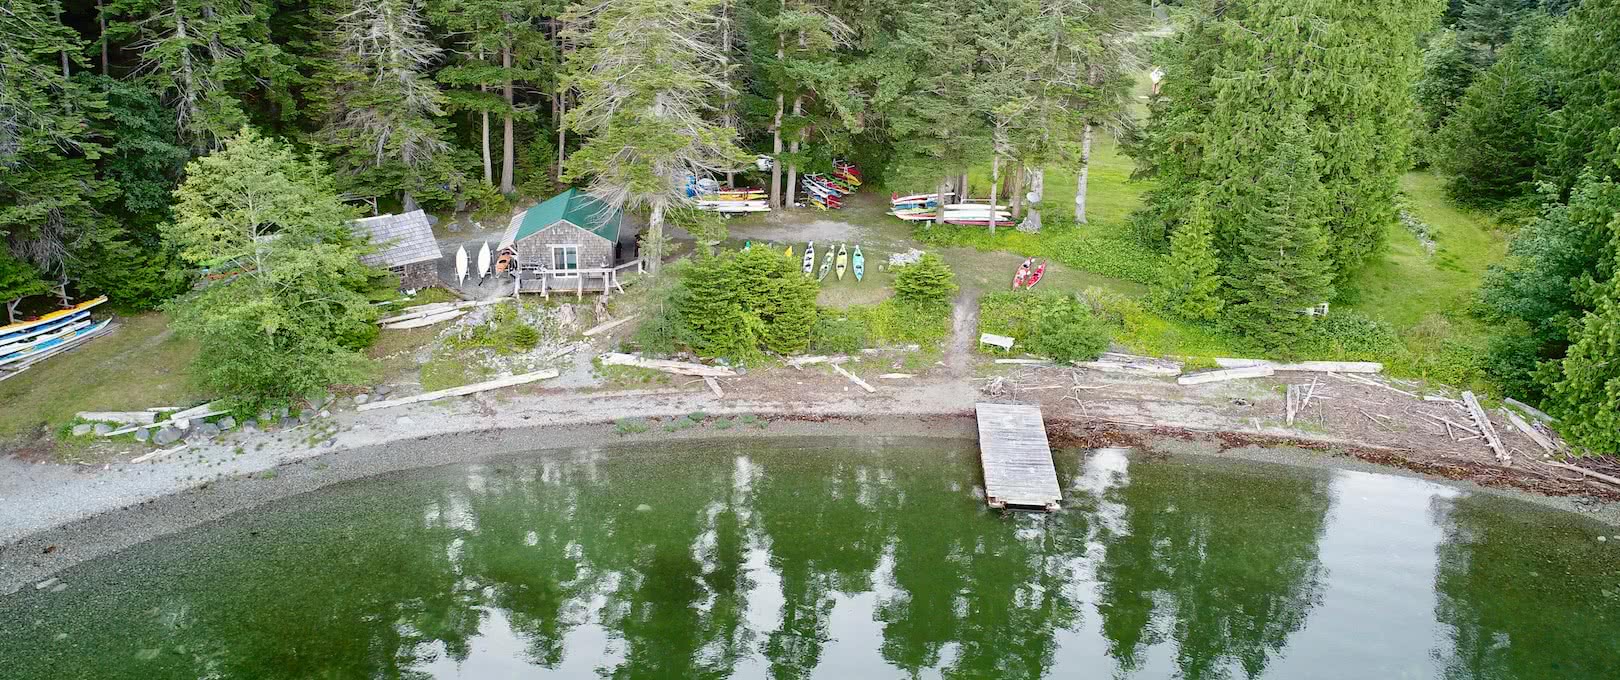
477 242 492 280
893 191 955 204
456 245 469 285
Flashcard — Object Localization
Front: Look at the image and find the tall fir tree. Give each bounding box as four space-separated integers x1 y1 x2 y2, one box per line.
561 0 748 275
1132 0 1442 283
1433 17 1552 204
1539 0 1620 194
884 0 988 223
1225 117 1335 349
321 0 454 212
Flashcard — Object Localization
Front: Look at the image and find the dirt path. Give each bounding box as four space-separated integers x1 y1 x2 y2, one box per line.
946 291 980 377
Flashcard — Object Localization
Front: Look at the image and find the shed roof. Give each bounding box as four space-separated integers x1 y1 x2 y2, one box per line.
498 189 623 250
352 210 440 268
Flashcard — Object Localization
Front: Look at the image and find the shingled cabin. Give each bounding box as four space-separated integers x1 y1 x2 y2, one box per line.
499 188 640 298
352 210 442 292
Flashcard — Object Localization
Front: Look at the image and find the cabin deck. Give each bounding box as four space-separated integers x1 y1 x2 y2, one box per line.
974 403 1062 512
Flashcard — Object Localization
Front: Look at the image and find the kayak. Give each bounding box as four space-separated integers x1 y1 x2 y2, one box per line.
477 242 491 281
852 245 865 282
802 242 816 276
1012 257 1033 289
835 244 849 281
455 245 469 286
818 249 834 281
0 296 107 344
785 244 793 259
1025 261 1048 289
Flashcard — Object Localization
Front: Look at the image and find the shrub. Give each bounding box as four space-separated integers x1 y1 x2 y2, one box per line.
979 291 1110 362
810 314 867 354
676 249 817 363
614 418 650 435
893 253 958 304
503 323 541 350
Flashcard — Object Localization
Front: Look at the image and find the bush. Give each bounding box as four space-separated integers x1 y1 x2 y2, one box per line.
893 253 958 304
810 314 868 354
979 291 1111 362
674 249 818 363
503 323 541 350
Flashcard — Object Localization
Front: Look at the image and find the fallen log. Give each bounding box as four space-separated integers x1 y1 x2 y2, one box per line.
1543 460 1620 489
1177 365 1274 386
1215 358 1383 373
878 373 915 379
383 310 464 330
130 444 188 464
598 353 737 377
1328 372 1420 400
786 355 849 368
703 377 724 398
1462 391 1510 465
75 411 159 425
376 298 507 325
830 363 876 393
994 358 1050 365
1503 409 1557 454
357 369 561 411
582 314 639 337
1505 397 1556 423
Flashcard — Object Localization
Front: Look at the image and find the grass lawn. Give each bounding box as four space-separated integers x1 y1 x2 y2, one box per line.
0 312 205 441
1344 172 1508 330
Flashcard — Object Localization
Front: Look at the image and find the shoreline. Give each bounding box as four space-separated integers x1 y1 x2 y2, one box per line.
4 402 1616 596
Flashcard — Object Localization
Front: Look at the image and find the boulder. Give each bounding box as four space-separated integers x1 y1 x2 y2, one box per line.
319 409 331 419
218 416 237 431
93 423 114 436
71 424 93 437
425 213 440 226
375 385 393 396
258 411 272 424
134 428 151 443
354 393 371 405
280 416 296 429
154 427 183 446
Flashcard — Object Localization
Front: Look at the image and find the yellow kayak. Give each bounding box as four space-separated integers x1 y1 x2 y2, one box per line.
784 245 793 259
835 244 848 281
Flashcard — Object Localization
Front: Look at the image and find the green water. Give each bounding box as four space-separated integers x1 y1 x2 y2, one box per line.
4 438 1619 679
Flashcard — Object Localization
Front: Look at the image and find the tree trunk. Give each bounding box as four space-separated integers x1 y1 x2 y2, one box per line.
935 177 949 226
786 95 803 207
500 36 515 195
1020 167 1044 233
721 0 735 187
958 173 969 201
403 191 419 213
479 49 493 186
988 156 1000 236
98 0 109 74
1075 123 1093 223
1009 161 1025 219
769 92 784 208
646 199 667 275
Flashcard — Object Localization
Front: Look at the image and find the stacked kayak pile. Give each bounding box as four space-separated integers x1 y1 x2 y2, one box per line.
888 192 952 221
800 160 861 210
0 296 114 378
940 203 1012 227
688 176 770 213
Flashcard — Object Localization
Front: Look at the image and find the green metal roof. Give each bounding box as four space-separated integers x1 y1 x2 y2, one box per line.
513 188 623 244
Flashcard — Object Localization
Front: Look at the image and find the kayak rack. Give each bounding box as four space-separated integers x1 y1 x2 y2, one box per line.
975 403 1062 512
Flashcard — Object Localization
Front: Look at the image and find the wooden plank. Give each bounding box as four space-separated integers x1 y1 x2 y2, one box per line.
994 358 1050 365
830 363 876 393
357 369 561 411
786 355 849 368
582 314 639 337
974 403 1062 511
1463 391 1510 466
598 353 737 377
1177 365 1274 385
1504 409 1557 454
703 376 724 398
1215 358 1383 373
383 310 464 330
376 298 507 325
1078 353 1183 377
75 411 159 425
1329 371 1421 399
130 444 188 464
979 333 1015 350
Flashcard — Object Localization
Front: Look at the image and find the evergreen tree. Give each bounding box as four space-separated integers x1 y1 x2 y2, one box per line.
162 129 380 404
561 0 748 275
885 0 987 222
1433 18 1551 205
1541 267 1620 454
0 0 116 284
428 0 553 193
677 253 763 363
1157 197 1223 323
0 252 52 312
893 252 957 305
321 0 455 212
1225 118 1335 349
1132 0 1442 283
107 0 290 150
1539 0 1620 194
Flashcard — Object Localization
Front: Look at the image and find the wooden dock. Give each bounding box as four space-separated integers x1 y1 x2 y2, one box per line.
974 403 1062 511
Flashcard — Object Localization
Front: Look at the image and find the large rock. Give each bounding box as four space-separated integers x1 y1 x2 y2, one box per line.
93 423 114 436
154 427 183 446
218 416 237 431
425 213 440 226
354 393 371 405
375 385 392 396
134 428 151 443
71 424 93 437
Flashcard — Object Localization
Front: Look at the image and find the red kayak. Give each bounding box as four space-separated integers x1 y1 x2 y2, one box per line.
1024 261 1048 289
1012 257 1033 289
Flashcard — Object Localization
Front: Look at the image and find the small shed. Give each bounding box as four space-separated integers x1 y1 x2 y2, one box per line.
353 210 441 291
500 189 634 297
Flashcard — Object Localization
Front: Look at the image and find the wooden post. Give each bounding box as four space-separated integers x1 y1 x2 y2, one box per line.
5 298 19 324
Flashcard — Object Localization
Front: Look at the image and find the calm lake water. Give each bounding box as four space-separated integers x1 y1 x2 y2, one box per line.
4 438 1619 679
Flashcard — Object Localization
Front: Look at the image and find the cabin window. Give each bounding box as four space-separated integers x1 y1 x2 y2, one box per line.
551 245 579 277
